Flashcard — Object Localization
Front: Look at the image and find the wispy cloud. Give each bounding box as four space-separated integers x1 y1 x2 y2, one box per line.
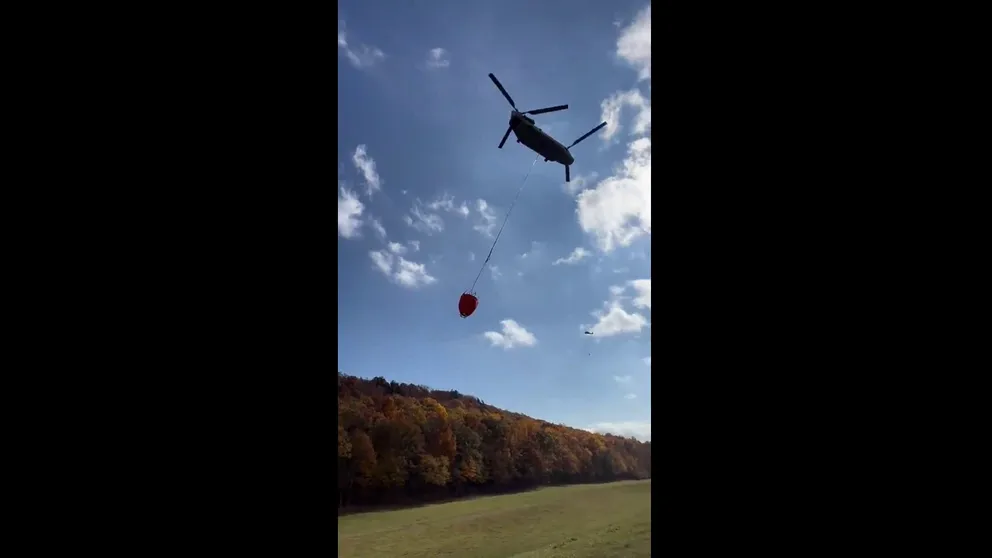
629 279 651 309
368 250 437 289
519 241 545 261
616 5 651 81
369 250 392 275
427 194 470 217
473 199 499 237
426 47 450 69
599 89 651 143
613 375 632 383
387 242 407 255
643 357 651 366
338 186 364 238
408 240 420 252
404 202 445 235
369 217 387 240
552 247 591 265
352 145 382 198
483 319 538 349
564 172 599 196
394 258 437 288
624 393 637 400
338 25 385 69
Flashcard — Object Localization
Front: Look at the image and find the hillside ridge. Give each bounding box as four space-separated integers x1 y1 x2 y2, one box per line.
338 371 651 510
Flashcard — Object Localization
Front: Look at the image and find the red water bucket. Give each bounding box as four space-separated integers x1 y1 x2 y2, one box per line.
458 293 479 318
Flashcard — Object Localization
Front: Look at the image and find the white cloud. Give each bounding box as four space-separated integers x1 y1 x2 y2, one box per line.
426 47 450 69
393 258 437 288
629 279 651 309
578 9 652 253
616 5 652 81
338 186 364 238
473 199 499 237
552 247 591 266
589 302 649 337
483 319 538 349
609 285 626 296
387 242 407 255
338 26 385 69
576 137 651 252
369 217 387 240
405 203 445 235
368 250 437 289
352 145 382 198
643 357 651 366
490 265 502 280
564 172 599 196
624 393 637 400
587 421 651 441
408 240 420 252
427 194 470 217
369 250 392 275
599 89 651 143
469 251 475 261
614 375 633 383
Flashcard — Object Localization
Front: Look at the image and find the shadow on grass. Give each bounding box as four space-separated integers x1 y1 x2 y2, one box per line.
337 478 646 517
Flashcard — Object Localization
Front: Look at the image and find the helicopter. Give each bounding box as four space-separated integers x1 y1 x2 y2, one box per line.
488 73 607 183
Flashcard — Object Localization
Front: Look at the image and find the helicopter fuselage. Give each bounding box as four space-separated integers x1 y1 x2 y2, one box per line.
508 112 575 166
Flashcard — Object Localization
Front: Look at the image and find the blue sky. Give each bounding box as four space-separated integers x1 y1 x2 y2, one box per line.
337 1 652 440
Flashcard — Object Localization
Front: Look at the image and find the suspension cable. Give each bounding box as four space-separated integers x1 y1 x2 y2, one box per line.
467 155 541 292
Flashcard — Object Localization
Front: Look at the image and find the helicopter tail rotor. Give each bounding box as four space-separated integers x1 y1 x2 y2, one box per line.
566 121 608 150
498 126 512 149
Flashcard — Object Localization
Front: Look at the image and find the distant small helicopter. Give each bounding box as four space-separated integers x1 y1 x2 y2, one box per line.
488 73 607 183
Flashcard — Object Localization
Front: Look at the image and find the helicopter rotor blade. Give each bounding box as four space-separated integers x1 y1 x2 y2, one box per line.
488 73 517 109
566 122 608 149
497 126 512 149
524 105 568 115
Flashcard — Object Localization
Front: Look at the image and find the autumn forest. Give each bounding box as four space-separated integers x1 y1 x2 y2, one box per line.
338 372 652 511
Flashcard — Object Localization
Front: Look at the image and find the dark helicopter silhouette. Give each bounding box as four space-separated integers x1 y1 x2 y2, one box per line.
488 73 607 183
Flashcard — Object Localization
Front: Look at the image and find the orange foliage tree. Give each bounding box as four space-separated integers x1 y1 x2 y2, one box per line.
338 372 651 509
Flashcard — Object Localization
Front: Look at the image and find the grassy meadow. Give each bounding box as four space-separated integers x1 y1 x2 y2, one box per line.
338 479 651 557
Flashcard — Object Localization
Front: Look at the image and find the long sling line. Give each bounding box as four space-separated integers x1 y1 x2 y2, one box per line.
467 155 541 292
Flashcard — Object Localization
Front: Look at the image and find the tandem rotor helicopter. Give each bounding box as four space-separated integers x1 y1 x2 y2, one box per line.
488 73 607 183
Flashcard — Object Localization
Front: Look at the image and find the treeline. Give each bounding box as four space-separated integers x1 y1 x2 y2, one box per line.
338 372 651 510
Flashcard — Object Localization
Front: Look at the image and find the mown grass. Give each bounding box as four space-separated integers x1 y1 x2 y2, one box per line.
338 479 651 557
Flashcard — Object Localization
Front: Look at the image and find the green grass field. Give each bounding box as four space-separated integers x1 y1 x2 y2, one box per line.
338 480 651 557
